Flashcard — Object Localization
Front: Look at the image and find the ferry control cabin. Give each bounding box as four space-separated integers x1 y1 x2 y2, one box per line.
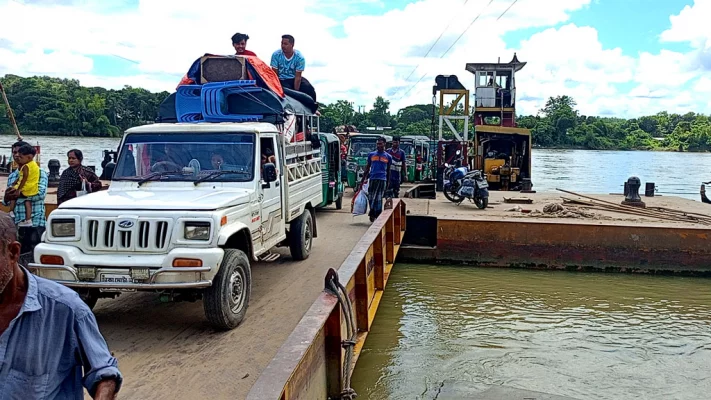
466 54 532 191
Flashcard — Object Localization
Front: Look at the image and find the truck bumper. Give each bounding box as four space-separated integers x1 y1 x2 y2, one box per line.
29 244 225 290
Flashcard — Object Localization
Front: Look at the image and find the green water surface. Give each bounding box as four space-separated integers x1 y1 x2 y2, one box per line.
352 265 711 400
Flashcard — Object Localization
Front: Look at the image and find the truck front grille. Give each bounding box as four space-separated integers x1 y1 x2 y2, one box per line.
85 218 171 252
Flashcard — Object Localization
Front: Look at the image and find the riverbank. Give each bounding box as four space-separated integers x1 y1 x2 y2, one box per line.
533 144 710 153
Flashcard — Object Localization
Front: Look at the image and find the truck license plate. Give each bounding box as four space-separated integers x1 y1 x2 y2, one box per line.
100 273 135 284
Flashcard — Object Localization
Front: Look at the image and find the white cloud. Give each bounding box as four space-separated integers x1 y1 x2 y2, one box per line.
695 76 711 93
0 0 709 118
0 47 93 75
660 0 711 49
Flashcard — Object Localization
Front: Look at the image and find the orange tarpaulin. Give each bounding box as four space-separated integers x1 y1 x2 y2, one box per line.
245 56 284 98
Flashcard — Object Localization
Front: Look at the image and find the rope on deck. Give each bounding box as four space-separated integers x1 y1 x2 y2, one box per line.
326 269 358 400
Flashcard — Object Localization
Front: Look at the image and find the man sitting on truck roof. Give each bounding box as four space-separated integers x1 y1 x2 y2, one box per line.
271 34 317 103
232 32 257 57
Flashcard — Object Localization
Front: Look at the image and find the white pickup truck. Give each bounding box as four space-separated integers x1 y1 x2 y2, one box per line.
30 122 323 330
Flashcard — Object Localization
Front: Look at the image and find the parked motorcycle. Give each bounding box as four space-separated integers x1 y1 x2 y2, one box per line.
442 151 489 209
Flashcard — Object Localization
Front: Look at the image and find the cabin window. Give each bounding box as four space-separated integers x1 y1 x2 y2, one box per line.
260 137 276 163
496 75 509 89
477 71 496 87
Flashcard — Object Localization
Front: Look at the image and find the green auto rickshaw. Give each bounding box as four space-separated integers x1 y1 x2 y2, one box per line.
402 135 432 181
346 133 392 190
317 132 345 209
397 137 417 182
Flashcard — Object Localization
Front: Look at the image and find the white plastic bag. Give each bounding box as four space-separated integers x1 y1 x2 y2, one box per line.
352 189 368 216
283 113 296 142
76 180 88 197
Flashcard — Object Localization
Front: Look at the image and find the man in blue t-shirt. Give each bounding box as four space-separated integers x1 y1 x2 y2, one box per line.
386 137 407 198
270 34 317 102
361 137 392 222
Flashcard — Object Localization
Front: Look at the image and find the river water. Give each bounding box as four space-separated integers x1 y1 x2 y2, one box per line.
352 265 711 400
531 149 711 200
0 135 121 175
1 137 710 199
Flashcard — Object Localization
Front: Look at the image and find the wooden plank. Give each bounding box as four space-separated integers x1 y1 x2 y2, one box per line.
503 197 533 204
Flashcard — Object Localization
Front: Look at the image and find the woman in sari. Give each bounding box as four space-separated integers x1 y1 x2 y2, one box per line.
57 149 102 205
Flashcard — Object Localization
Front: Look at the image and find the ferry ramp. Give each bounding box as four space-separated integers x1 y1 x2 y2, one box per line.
85 203 370 400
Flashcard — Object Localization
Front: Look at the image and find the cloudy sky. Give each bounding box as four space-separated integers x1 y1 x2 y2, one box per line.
0 0 709 117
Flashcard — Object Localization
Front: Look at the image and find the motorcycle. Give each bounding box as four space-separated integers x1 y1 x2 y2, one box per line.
442 151 489 209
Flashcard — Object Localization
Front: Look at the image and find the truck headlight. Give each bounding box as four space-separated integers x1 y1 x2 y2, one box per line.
184 222 211 241
51 219 76 237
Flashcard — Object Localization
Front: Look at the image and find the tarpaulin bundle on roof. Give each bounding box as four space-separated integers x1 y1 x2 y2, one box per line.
158 54 318 124
177 54 285 97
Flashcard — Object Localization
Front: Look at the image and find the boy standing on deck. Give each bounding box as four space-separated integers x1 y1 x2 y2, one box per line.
360 137 392 223
7 144 40 227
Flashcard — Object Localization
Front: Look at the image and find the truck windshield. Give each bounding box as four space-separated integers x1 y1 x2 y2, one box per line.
349 141 376 157
113 132 255 183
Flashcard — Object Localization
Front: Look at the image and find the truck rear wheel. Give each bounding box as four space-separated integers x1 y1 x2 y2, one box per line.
203 249 252 331
289 210 313 261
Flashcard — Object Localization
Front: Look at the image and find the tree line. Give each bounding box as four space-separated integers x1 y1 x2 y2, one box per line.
0 74 169 137
2 75 710 152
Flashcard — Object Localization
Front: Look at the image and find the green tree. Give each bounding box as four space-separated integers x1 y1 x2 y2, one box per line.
368 96 392 127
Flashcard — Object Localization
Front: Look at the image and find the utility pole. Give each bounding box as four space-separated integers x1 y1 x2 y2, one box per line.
0 80 21 140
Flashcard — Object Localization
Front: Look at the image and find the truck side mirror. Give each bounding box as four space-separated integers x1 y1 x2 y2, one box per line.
263 163 277 183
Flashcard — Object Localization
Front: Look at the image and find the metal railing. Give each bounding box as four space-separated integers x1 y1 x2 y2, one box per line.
247 199 407 400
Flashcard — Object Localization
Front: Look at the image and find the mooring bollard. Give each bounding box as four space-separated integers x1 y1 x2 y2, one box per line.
521 178 535 193
645 182 655 197
622 176 646 208
48 159 61 187
100 162 116 180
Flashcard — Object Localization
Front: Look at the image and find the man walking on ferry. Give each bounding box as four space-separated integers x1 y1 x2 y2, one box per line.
360 137 392 223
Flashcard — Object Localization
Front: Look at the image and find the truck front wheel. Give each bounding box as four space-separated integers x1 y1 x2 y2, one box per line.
203 249 252 330
289 210 313 261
